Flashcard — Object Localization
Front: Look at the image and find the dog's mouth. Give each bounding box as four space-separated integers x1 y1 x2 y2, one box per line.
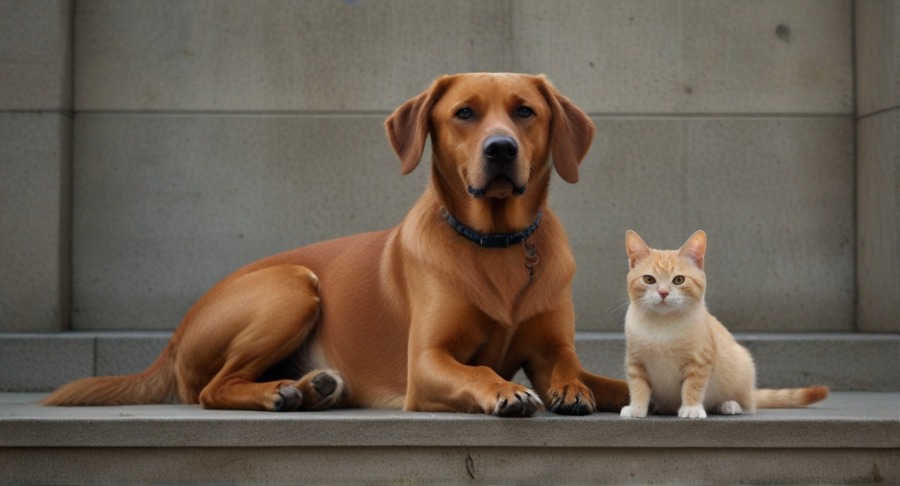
467 175 526 199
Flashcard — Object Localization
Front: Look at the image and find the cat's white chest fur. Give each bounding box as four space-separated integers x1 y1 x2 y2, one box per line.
641 348 686 413
624 309 705 414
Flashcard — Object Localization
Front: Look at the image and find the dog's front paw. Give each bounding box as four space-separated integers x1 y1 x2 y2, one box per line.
620 405 647 418
492 387 543 417
548 382 595 415
678 405 707 418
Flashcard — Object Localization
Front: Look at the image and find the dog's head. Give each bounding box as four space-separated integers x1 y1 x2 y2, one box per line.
385 73 594 202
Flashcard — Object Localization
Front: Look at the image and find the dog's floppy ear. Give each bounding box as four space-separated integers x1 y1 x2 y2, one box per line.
534 76 595 184
385 76 453 175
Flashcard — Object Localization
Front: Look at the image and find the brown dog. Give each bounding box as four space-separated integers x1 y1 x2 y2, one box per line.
44 73 629 416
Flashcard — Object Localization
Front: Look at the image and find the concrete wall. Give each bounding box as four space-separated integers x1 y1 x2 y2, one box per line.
0 0 72 332
5 1 877 333
856 0 900 333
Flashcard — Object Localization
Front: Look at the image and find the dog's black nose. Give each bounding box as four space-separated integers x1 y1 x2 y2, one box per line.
483 136 518 166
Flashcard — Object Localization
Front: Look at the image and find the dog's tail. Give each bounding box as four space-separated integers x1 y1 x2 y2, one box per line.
42 344 178 406
754 385 830 409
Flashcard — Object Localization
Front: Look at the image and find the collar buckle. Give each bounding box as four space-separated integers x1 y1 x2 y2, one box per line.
480 235 511 248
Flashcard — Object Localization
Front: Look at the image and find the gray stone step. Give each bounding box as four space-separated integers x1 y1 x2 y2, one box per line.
1 392 897 485
1 331 898 392
576 332 900 391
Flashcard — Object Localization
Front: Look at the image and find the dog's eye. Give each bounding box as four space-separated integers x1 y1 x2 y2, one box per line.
673 276 685 285
642 275 656 285
516 106 535 118
455 107 474 120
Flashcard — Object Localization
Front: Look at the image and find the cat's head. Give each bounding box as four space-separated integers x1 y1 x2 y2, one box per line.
625 230 707 316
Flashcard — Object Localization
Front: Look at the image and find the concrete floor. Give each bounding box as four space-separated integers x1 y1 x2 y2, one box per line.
1 392 897 485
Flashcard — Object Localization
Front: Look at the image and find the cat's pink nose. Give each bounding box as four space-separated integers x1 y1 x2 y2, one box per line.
658 289 669 299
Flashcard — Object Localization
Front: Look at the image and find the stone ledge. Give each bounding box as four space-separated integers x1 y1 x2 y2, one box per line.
1 331 897 392
1 393 897 449
0 392 897 485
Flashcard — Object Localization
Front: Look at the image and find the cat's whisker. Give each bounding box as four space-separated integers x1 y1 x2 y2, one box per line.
607 301 631 324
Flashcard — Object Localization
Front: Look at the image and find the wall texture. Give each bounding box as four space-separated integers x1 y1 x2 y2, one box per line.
5 1 890 334
0 0 72 332
856 0 900 333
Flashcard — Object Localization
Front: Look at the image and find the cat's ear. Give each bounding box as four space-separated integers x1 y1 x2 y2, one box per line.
678 230 707 269
625 230 651 268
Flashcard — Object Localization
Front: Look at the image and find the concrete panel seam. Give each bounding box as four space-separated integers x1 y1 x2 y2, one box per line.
68 111 856 119
58 112 73 334
73 109 395 117
856 105 900 120
590 113 856 119
91 337 98 376
0 109 73 116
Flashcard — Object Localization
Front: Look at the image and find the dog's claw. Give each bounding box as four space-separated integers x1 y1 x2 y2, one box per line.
548 385 595 416
550 396 591 415
493 389 543 417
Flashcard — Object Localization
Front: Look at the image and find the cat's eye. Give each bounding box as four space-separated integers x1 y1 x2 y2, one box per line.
642 275 656 284
673 276 685 285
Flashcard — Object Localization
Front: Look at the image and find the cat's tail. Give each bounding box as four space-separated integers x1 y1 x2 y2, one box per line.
41 345 178 406
754 385 830 409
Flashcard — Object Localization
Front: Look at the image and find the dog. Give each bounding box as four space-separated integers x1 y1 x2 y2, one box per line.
44 73 629 417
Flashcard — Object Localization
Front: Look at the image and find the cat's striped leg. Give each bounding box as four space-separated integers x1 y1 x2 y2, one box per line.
621 360 651 418
678 358 712 418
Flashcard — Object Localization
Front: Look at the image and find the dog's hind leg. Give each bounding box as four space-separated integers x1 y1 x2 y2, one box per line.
292 369 346 411
175 264 332 411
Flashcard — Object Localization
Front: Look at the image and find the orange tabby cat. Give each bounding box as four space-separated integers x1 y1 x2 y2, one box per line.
620 230 829 418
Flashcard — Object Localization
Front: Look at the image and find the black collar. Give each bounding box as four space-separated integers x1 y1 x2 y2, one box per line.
440 207 542 249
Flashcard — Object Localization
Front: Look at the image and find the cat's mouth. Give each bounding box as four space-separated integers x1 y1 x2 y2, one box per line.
651 299 678 313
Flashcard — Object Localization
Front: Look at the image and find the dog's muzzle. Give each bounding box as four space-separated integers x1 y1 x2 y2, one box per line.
467 135 526 198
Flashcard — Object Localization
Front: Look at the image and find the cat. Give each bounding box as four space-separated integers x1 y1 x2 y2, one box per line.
619 230 829 418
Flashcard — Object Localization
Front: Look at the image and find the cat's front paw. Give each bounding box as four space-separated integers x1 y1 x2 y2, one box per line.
620 405 648 418
678 405 707 418
717 400 742 415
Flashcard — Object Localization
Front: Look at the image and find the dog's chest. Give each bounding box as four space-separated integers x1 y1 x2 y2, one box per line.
464 248 554 326
466 325 519 376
